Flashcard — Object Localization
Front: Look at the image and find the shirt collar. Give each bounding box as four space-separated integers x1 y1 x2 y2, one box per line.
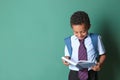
73 34 89 40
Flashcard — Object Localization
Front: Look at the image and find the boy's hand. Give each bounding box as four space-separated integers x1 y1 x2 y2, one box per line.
91 62 101 71
62 56 70 66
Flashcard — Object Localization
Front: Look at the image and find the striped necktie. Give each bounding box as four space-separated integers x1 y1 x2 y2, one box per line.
78 39 88 80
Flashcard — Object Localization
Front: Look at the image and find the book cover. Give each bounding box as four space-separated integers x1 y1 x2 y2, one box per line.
61 57 96 69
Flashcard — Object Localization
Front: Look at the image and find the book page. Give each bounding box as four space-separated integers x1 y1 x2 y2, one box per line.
61 57 77 66
78 60 95 63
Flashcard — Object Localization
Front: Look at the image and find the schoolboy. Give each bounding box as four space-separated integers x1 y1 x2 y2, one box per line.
62 11 106 80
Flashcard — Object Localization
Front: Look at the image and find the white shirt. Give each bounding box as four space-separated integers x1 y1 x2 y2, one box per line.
64 34 105 71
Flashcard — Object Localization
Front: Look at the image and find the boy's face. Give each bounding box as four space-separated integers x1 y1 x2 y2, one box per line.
72 24 88 40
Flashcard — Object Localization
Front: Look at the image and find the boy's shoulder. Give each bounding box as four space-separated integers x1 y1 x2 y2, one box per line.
89 33 99 36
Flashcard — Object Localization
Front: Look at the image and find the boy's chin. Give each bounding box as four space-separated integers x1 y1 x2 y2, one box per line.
78 37 84 40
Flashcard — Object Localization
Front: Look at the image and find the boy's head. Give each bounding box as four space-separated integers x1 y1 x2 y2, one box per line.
70 11 90 29
70 11 91 40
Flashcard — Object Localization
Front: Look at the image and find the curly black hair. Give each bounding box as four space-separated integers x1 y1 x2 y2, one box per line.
70 11 90 29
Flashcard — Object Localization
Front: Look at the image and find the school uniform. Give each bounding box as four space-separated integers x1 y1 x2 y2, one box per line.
64 34 105 80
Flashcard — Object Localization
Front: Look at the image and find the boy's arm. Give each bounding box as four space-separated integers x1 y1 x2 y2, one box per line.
62 45 71 66
92 54 106 71
98 54 106 67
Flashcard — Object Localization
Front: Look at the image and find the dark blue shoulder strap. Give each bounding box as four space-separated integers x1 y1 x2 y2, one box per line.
90 33 99 54
64 36 72 57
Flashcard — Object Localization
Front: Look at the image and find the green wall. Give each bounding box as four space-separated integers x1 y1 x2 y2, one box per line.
0 0 120 80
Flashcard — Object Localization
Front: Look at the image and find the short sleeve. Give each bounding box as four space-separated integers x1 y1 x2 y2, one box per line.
97 35 106 55
64 45 70 56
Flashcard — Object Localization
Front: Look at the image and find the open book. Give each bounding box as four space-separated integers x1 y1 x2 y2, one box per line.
61 57 96 69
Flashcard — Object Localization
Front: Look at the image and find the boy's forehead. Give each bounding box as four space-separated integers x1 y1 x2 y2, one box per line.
72 24 86 28
72 24 89 29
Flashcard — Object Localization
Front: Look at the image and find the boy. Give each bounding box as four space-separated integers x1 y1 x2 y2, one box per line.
62 11 106 80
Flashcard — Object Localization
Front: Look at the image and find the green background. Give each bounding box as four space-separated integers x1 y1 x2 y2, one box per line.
0 0 120 80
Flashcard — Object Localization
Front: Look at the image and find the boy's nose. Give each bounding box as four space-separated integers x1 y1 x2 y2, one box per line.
78 33 82 37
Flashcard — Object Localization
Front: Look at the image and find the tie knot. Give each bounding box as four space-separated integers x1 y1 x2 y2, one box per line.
79 39 84 43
